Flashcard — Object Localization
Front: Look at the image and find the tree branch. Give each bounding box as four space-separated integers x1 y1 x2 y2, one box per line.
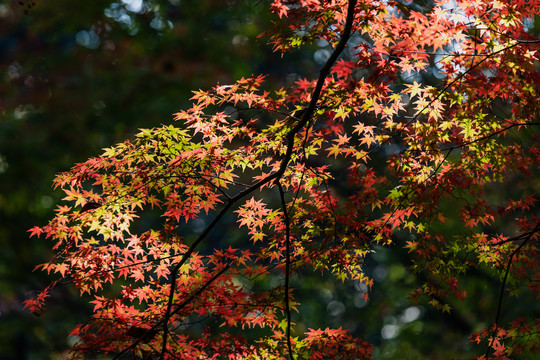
485 222 540 358
156 1 358 357
278 182 294 360
113 264 230 359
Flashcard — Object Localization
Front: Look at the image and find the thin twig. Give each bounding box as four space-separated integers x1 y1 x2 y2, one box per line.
278 182 294 360
485 222 540 358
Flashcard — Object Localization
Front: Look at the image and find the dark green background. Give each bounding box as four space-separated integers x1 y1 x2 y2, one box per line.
1 1 538 359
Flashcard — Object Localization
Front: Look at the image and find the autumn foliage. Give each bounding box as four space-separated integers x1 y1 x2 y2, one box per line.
27 0 539 359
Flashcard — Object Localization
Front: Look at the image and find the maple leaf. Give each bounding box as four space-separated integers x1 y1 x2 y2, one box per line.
334 133 351 146
327 144 342 158
332 59 355 79
404 81 423 99
54 263 70 277
360 135 377 148
28 226 43 238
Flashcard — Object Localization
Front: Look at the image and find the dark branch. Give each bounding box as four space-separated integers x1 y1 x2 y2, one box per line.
156 0 359 357
113 264 230 359
278 182 294 360
485 222 540 358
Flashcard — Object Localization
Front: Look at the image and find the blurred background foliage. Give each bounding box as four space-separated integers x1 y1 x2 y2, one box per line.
1 0 538 359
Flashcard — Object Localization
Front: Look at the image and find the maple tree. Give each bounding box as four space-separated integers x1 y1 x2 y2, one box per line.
26 0 540 359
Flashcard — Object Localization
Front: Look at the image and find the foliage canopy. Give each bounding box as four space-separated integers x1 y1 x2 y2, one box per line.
27 0 539 359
